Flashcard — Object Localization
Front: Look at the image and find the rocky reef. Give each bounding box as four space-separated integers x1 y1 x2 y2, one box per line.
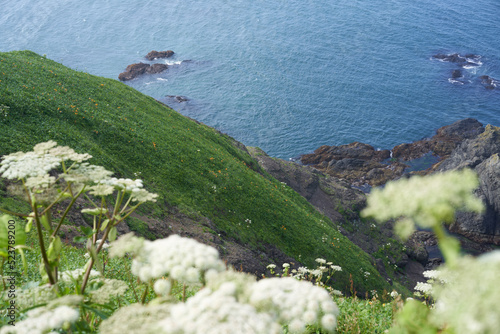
118 50 174 81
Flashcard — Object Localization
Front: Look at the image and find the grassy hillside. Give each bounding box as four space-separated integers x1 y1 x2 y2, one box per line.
0 50 391 293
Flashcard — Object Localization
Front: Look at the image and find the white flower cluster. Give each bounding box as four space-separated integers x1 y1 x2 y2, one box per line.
16 284 57 311
109 233 145 258
99 304 172 334
0 151 60 180
249 277 339 333
429 251 500 334
59 268 101 284
100 177 158 202
90 279 129 304
125 234 226 283
0 305 79 334
157 283 282 334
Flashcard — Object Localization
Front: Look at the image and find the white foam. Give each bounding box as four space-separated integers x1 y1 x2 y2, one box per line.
157 78 168 82
164 60 183 65
448 78 464 85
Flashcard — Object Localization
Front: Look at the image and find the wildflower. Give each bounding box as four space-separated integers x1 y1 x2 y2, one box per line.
59 268 101 283
315 258 326 264
99 304 171 334
390 290 399 299
130 188 158 203
24 174 56 189
63 163 113 183
0 305 79 334
266 264 276 269
89 184 114 196
48 145 92 162
0 151 60 179
282 263 290 268
90 279 129 304
157 285 281 334
154 279 172 296
249 277 339 332
126 234 225 283
109 233 145 258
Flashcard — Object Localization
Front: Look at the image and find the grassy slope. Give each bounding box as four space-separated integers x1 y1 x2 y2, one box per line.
0 50 391 293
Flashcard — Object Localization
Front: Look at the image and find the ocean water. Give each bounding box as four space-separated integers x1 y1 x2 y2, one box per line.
1 0 499 159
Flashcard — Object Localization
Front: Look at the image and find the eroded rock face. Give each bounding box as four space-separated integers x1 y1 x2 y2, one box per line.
436 126 500 245
145 50 174 60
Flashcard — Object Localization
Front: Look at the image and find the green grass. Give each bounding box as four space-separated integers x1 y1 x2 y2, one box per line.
0 50 392 294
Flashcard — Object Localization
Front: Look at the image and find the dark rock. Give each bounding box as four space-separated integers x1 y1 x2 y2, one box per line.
118 62 168 81
437 125 500 245
166 95 189 103
392 118 484 161
118 63 150 81
146 63 168 74
451 69 462 79
145 50 174 60
405 231 431 264
480 75 497 90
432 53 466 63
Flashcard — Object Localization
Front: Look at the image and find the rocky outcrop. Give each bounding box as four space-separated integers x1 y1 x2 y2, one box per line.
118 62 168 81
437 125 500 245
300 118 483 187
145 50 174 60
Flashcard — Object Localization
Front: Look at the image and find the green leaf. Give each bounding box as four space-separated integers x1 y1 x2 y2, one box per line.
81 303 110 320
80 225 94 237
100 219 110 232
25 218 33 233
40 213 52 233
73 236 88 243
0 215 27 251
47 236 62 265
108 226 117 242
90 244 103 273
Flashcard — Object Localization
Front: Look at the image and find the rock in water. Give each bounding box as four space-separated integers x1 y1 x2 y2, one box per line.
118 62 168 81
145 50 175 60
118 63 150 81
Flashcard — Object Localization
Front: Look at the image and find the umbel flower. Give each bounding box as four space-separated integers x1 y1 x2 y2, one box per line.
426 251 500 334
110 234 226 283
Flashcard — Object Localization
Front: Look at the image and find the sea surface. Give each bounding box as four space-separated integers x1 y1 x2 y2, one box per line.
1 0 499 159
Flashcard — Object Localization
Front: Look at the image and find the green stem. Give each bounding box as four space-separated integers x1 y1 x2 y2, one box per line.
51 186 85 238
141 285 149 304
0 208 29 218
33 204 56 285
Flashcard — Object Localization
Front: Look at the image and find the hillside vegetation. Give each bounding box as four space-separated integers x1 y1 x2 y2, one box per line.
0 50 391 293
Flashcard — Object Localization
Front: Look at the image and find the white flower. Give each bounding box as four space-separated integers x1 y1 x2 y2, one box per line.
63 163 113 183
89 184 115 196
128 234 225 283
390 290 399 299
109 233 145 258
90 279 129 304
282 263 290 268
154 279 172 296
156 287 281 334
315 258 326 264
267 264 276 269
130 188 158 203
0 305 79 334
48 145 92 162
59 268 101 283
248 277 338 332
0 151 60 179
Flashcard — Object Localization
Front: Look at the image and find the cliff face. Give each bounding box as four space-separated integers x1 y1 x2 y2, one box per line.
301 118 500 250
437 125 500 245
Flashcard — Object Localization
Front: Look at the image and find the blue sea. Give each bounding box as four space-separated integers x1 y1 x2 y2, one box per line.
1 0 499 159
